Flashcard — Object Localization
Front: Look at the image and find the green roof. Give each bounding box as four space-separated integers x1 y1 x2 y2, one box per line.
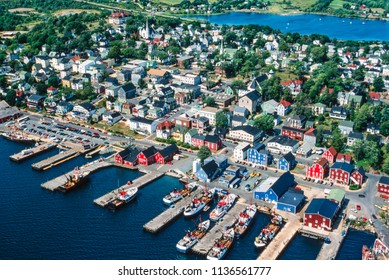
314 102 326 108
339 120 354 128
328 189 346 204
348 95 362 104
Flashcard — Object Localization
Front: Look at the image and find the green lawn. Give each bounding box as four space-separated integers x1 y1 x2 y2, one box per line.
329 0 349 10
268 0 318 11
275 71 298 81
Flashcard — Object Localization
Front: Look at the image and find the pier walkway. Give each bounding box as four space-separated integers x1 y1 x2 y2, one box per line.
41 160 113 191
316 222 349 260
10 143 57 162
258 213 301 260
143 187 204 233
191 201 246 256
32 149 79 170
94 171 164 208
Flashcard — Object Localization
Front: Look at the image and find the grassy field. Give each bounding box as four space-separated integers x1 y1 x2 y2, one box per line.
53 9 100 16
329 0 349 10
275 71 298 81
268 0 318 12
92 122 146 140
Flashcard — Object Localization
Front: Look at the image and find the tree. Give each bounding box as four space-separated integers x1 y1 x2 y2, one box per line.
198 146 211 164
364 141 381 169
204 96 216 107
138 78 147 89
316 126 324 147
351 139 364 162
353 65 365 81
108 45 121 62
0 75 7 88
354 104 370 132
380 121 389 136
373 77 384 92
215 111 228 128
5 89 16 106
382 155 389 175
253 115 275 134
331 128 345 152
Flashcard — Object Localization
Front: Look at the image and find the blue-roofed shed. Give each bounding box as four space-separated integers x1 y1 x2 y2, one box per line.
253 171 295 203
277 189 305 213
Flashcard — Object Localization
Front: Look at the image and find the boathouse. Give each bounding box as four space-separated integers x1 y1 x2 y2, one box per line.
277 189 305 214
304 198 339 231
137 146 158 166
154 144 179 164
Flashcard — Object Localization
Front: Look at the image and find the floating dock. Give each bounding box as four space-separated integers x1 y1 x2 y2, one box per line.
94 171 164 208
191 202 246 256
9 143 57 162
143 187 204 233
32 149 79 170
257 215 301 260
41 160 113 191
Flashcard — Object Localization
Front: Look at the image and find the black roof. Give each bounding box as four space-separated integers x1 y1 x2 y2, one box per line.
214 126 229 136
281 126 305 133
153 100 166 108
348 132 364 139
271 171 295 199
204 134 220 144
79 102 95 111
130 116 154 125
121 82 136 92
159 143 178 158
118 148 131 158
201 160 218 177
243 90 261 101
379 176 389 186
232 125 263 136
141 146 158 158
268 135 298 147
282 152 295 163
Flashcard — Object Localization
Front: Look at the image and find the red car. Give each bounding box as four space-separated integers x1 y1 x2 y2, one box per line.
380 194 389 199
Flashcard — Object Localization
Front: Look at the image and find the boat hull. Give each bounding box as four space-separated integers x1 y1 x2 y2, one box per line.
184 202 205 217
176 239 197 253
163 195 182 205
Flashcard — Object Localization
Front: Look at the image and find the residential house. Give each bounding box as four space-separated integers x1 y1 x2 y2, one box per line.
277 189 305 214
117 83 137 103
281 126 305 141
191 116 210 133
329 162 354 185
184 129 197 145
214 127 229 141
336 153 352 164
156 120 175 139
128 117 158 134
26 94 45 110
347 132 364 146
233 142 251 161
267 135 299 155
247 148 272 167
306 158 329 180
228 125 264 144
147 69 171 83
327 189 346 206
194 159 219 182
238 90 261 114
102 111 122 126
197 106 220 126
175 73 201 85
108 10 130 25
277 152 296 171
56 101 73 116
233 106 249 118
253 172 295 203
329 106 348 120
277 99 292 117
338 120 354 135
351 167 365 186
377 176 389 194
280 80 303 96
312 103 326 116
91 108 106 123
304 128 317 146
367 123 380 135
304 198 339 231
323 147 338 164
261 99 278 115
72 102 96 122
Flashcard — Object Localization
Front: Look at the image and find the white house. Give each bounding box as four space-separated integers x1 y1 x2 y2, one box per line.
128 117 158 135
228 125 264 144
267 135 299 155
197 106 221 126
233 142 251 161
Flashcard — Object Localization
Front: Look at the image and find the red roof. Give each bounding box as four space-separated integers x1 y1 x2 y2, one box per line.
304 127 316 136
369 92 380 100
110 11 129 18
336 153 352 162
316 157 328 167
156 120 175 130
279 99 291 107
47 86 57 91
326 146 338 157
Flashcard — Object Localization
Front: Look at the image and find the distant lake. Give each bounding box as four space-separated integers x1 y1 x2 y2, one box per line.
187 12 389 41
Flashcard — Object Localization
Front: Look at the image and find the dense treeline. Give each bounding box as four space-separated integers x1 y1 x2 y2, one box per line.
0 9 40 31
1 0 99 12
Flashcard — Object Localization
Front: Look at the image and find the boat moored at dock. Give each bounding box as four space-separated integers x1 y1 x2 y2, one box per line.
1 132 36 144
176 220 210 253
162 182 197 206
209 193 237 222
106 187 138 210
183 188 215 217
206 228 234 260
57 170 90 192
254 217 282 248
234 204 257 238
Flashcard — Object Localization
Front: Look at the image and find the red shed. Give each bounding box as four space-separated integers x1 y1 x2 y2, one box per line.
154 144 179 164
351 167 365 186
329 162 353 185
137 146 158 166
204 135 222 151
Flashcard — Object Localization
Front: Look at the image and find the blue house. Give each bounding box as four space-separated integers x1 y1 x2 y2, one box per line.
277 152 296 171
277 189 305 213
196 160 219 182
247 148 272 166
253 171 295 203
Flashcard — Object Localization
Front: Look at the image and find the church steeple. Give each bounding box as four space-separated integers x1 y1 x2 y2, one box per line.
220 39 224 55
145 18 150 40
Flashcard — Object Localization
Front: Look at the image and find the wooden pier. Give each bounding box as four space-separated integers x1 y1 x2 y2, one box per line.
93 171 164 208
10 143 57 162
143 187 204 233
41 160 113 191
316 224 349 260
32 149 80 170
257 214 301 260
191 202 246 256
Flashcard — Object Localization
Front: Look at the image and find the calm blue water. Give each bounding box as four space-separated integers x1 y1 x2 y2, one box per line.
0 138 376 259
188 13 389 41
278 234 323 260
336 229 376 260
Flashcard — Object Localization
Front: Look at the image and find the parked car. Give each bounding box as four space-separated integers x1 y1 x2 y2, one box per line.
358 194 366 198
372 214 377 219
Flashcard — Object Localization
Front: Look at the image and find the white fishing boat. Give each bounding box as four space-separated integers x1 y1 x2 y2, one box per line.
206 228 234 260
183 189 215 217
234 204 257 238
176 220 210 253
209 193 237 222
106 187 138 210
162 189 183 205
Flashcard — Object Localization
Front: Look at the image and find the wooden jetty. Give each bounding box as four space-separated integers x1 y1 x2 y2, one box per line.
10 143 57 162
85 145 105 158
94 171 164 208
32 149 80 170
143 187 204 233
316 225 349 260
257 215 301 260
41 160 113 191
191 202 246 256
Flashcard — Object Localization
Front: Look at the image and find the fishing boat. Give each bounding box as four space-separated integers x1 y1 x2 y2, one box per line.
163 183 196 205
254 223 280 248
270 214 283 225
57 170 90 192
362 239 389 260
183 189 215 217
234 204 257 238
362 245 375 260
1 132 36 144
176 220 210 253
206 228 234 260
209 193 237 222
106 187 138 210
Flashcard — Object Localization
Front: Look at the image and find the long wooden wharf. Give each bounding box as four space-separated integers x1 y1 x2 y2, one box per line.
32 149 80 170
316 224 349 260
143 187 204 233
191 202 246 256
94 171 164 208
10 143 57 162
257 215 301 260
41 160 113 191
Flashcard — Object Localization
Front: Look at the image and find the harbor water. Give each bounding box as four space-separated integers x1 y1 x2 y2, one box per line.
0 138 374 259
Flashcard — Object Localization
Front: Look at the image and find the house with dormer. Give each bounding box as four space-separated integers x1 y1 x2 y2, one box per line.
238 90 261 114
277 99 292 117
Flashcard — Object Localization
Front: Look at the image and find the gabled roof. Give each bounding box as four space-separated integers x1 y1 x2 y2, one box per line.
353 167 365 177
328 189 346 204
325 146 338 157
336 153 352 163
278 189 305 207
120 83 136 92
231 125 262 136
268 135 298 147
159 144 178 158
204 134 220 144
305 198 338 220
315 157 329 167
279 99 291 107
140 146 158 158
242 90 261 101
269 171 295 199
330 161 354 173
281 152 295 163
348 132 364 140
201 160 218 178
378 176 389 186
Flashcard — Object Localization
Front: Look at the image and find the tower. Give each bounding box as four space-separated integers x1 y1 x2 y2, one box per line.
145 18 150 40
220 39 224 55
